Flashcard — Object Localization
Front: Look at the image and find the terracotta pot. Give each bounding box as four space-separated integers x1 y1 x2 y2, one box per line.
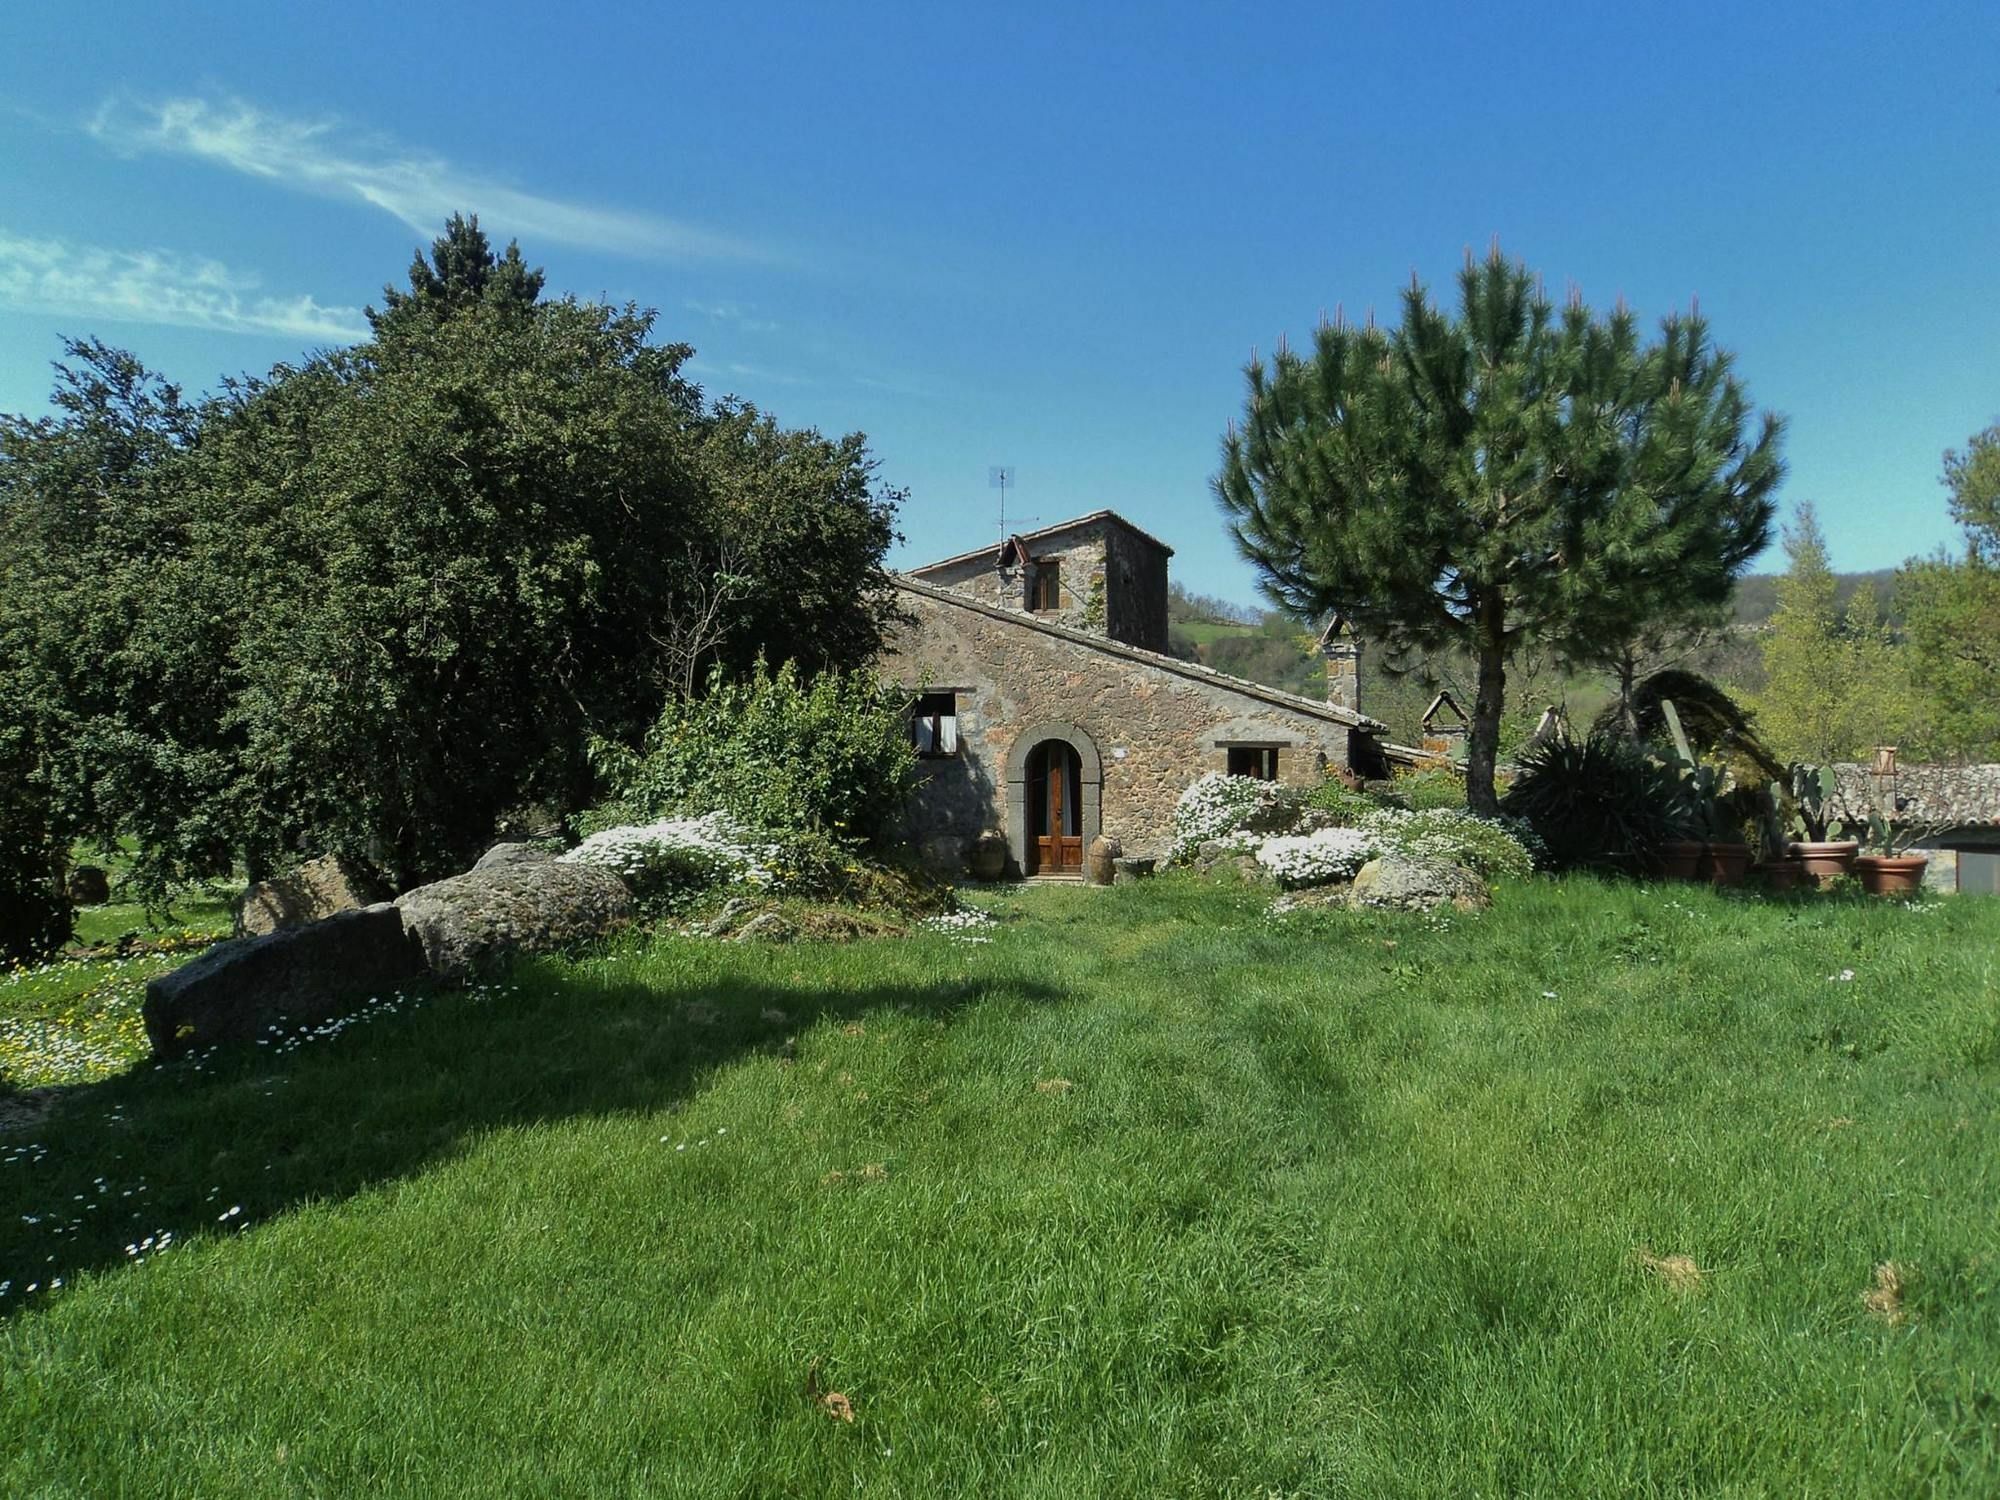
1788 839 1859 884
1701 841 1752 887
1754 856 1806 892
1660 840 1704 882
1853 853 1929 895
966 830 1009 882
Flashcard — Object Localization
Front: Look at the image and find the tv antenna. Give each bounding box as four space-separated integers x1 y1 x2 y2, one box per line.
989 465 1034 541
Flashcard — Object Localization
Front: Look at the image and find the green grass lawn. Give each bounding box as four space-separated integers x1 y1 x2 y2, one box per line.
3 877 1997 1495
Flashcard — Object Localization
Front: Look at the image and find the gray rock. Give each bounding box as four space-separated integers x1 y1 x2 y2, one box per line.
703 897 756 937
1349 855 1491 913
144 904 425 1060
732 912 799 943
235 853 392 937
1112 855 1156 883
66 865 111 906
472 842 556 871
395 860 632 983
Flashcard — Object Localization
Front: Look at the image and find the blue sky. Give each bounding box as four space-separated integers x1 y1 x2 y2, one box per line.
3 1 1995 601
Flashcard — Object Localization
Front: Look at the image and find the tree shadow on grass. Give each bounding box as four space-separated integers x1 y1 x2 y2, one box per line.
0 940 1059 1314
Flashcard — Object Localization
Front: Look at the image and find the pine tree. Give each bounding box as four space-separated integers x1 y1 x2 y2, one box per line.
367 212 546 336
1215 248 1784 812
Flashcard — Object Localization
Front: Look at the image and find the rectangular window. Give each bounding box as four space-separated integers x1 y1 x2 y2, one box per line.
911 691 958 758
1227 746 1279 780
1030 560 1062 611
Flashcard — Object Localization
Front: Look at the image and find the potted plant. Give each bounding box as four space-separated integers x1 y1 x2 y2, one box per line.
1750 785 1806 891
1659 702 1751 886
1776 764 1859 884
1849 811 1932 896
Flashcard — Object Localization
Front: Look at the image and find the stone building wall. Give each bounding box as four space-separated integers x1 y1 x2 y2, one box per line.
906 515 1171 652
886 580 1371 871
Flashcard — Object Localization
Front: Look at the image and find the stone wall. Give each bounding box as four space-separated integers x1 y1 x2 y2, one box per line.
886 581 1365 870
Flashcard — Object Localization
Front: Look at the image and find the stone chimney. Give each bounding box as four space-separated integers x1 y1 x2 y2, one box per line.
1321 615 1361 715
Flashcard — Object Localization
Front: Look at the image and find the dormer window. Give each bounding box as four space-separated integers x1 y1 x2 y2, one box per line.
1030 560 1061 612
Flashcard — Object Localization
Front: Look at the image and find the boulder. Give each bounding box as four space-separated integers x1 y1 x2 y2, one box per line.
66 865 111 906
1085 835 1121 887
144 904 425 1060
732 912 798 943
395 859 632 983
702 896 756 937
235 853 392 938
1112 856 1157 883
1349 855 1491 914
471 842 555 872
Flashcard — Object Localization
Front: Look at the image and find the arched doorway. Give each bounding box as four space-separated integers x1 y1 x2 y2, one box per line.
1025 739 1084 874
1005 722 1102 877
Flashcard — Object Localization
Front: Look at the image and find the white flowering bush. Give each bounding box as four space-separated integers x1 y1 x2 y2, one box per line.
560 812 778 914
1358 808 1541 881
1169 773 1292 863
1254 826 1381 887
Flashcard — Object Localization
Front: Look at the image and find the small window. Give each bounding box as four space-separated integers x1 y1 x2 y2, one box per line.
1228 746 1279 780
911 692 958 758
1030 560 1062 611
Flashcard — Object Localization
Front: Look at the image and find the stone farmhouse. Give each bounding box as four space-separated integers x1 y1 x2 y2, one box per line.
883 510 1390 876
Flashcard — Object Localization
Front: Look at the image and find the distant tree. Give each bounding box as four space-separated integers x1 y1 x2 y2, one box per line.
1899 423 2000 757
1754 505 1929 762
1216 248 1783 812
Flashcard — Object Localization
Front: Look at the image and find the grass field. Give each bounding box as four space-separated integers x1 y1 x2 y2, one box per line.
3 876 1997 1495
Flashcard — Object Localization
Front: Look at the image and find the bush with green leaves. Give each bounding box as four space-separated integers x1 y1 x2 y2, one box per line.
1391 766 1469 811
0 743 72 966
1360 807 1541 882
595 659 917 848
1302 778 1377 825
1499 735 1694 876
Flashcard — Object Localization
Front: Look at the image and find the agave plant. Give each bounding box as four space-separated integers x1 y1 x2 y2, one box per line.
1658 700 1744 843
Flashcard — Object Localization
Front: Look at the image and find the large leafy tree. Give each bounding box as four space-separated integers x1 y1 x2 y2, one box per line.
1898 423 2000 758
1 221 902 895
1215 249 1784 812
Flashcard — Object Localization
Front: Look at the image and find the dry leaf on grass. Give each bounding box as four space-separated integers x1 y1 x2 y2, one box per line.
1636 1246 1706 1293
1036 1078 1074 1095
821 1391 856 1423
1863 1261 1908 1326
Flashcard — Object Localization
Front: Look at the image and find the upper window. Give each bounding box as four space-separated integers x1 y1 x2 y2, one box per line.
911 691 959 758
1227 746 1279 781
1030 560 1062 612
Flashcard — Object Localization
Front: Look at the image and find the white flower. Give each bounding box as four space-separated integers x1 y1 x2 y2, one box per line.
1255 827 1379 887
1168 773 1291 863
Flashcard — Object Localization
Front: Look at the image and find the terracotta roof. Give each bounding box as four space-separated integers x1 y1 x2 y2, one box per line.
1829 763 2000 830
894 575 1386 734
907 510 1176 576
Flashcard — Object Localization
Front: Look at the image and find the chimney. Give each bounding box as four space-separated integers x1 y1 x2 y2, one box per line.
1321 615 1361 715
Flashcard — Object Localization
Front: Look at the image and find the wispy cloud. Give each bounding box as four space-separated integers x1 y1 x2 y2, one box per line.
90 97 776 265
684 299 782 334
0 230 367 341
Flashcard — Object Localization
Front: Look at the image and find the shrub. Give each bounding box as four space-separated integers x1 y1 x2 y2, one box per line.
1168 773 1292 863
1255 827 1380 887
1499 735 1694 875
0 743 72 966
1392 766 1469 810
1302 778 1377 825
1360 807 1541 882
599 659 917 845
560 812 778 916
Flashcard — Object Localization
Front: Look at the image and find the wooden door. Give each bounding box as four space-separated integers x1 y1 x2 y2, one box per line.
1031 741 1084 874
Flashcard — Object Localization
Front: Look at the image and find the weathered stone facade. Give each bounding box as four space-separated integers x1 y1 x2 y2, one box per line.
905 511 1172 653
885 573 1385 872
